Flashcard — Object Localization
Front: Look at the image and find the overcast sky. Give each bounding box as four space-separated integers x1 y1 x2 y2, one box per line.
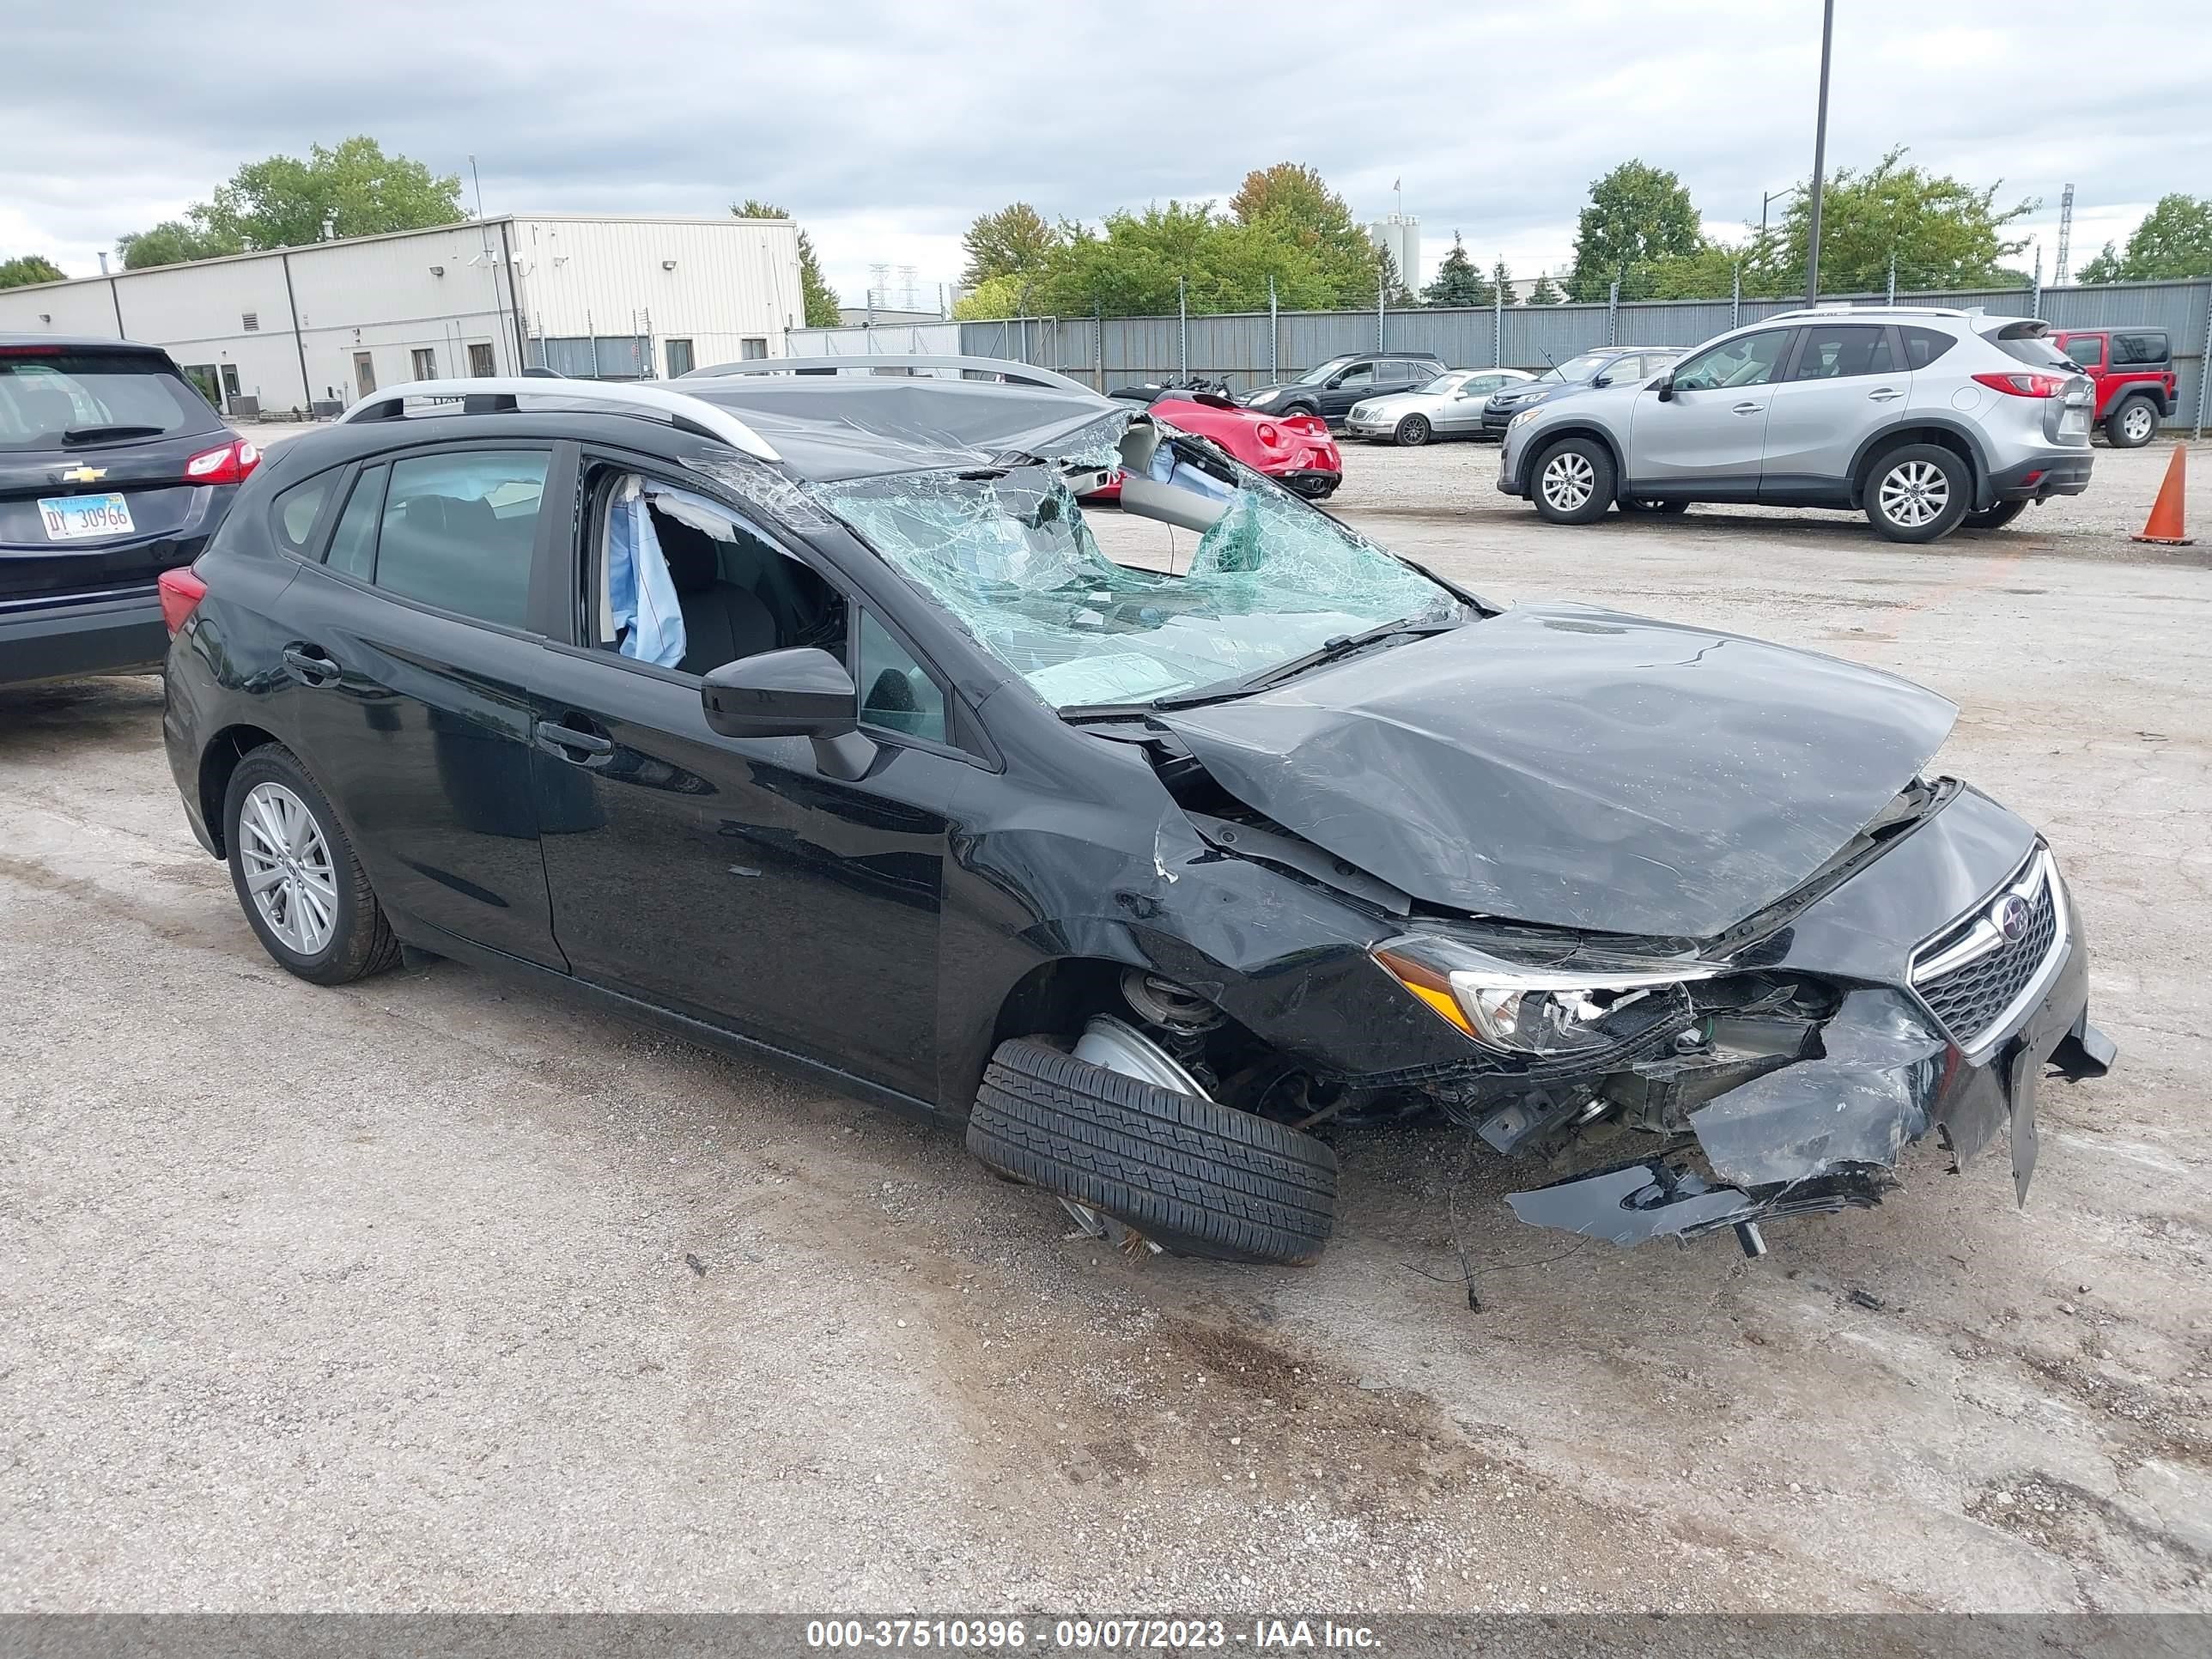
7 0 2207 301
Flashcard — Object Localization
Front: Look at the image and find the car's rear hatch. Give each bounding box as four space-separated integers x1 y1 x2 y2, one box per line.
0 343 233 605
1978 319 2096 444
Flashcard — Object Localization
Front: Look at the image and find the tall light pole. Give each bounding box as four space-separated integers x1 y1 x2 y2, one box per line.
1804 0 1835 305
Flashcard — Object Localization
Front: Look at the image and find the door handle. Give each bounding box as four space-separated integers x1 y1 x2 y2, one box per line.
1868 386 1905 402
280 644 341 686
534 719 614 761
1732 401 1765 415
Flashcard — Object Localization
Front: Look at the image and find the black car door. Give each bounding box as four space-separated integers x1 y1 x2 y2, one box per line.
524 452 969 1104
272 441 566 969
1318 362 1377 422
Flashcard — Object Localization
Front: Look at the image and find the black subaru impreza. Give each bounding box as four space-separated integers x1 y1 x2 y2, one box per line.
158 359 2113 1266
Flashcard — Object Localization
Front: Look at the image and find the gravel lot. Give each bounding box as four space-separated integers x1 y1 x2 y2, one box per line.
4 435 2209 1613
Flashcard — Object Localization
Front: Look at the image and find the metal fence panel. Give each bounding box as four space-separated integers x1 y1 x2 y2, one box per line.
953 276 2208 429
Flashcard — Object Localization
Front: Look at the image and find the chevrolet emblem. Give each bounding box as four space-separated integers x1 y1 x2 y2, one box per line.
58 465 107 483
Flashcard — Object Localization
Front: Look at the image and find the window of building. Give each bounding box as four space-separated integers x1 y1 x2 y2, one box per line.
372 451 548 629
410 348 437 380
241 313 259 332
739 337 769 361
468 343 496 378
665 339 696 378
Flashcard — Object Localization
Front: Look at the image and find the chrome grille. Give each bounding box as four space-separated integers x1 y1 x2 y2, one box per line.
1909 848 2065 1054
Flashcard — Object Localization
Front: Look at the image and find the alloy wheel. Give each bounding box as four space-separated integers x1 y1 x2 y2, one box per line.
2123 403 2154 443
1541 451 1595 514
238 780 338 956
1877 459 1949 528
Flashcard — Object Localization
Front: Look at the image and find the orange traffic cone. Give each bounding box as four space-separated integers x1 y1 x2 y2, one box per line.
2133 444 2193 545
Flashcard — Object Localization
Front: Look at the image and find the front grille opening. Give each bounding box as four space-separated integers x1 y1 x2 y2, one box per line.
1911 852 2061 1050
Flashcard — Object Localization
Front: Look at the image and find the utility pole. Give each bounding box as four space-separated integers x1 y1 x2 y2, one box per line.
1177 275 1188 377
2054 183 2075 286
1267 274 1278 382
1804 0 1835 307
1759 187 1796 242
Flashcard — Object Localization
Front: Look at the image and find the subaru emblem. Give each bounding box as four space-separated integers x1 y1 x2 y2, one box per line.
1991 894 2032 943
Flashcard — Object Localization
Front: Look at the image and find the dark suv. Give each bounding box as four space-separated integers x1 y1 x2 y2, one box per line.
2048 328 2176 448
1239 351 1447 426
2 336 258 686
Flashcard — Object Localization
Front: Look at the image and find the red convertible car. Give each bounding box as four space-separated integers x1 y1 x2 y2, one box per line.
1087 384 1340 501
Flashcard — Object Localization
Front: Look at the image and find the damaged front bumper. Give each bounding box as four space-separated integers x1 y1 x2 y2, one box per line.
1504 887 2113 1252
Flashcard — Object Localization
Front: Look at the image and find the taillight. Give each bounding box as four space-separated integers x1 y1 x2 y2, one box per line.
184 437 261 484
1972 371 2068 398
157 566 207 636
1255 422 1283 447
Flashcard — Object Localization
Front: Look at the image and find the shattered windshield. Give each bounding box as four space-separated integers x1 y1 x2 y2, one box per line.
817 449 1460 711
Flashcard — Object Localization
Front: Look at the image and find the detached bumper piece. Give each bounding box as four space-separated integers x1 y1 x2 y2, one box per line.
1507 1158 1890 1255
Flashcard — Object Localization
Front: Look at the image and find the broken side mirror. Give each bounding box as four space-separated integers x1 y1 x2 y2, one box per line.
1653 370 1676 402
702 648 877 779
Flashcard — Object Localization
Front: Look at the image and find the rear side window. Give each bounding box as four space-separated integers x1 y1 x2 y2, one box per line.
371 450 548 629
1790 324 1896 380
2113 331 2169 365
2062 336 2105 367
270 473 338 556
1899 326 1957 368
324 465 387 581
0 351 222 452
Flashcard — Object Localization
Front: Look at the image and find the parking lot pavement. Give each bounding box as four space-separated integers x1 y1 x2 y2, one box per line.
6 438 2211 1613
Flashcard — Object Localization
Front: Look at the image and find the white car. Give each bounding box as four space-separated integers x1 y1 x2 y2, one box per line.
1344 368 1534 446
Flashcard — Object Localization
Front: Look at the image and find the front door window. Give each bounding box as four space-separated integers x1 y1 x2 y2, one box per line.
1672 331 1791 392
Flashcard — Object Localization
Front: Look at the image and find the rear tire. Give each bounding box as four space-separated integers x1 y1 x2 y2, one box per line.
1280 401 1318 421
1963 500 2029 532
223 744 400 986
1394 414 1431 447
967 1036 1338 1265
2106 396 2157 448
1863 443 1970 543
1620 498 1690 515
1530 436 1616 525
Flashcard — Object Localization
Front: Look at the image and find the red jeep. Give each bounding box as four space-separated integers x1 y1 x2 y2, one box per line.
2049 327 2177 448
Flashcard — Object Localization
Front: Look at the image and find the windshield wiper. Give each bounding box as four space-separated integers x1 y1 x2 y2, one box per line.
62 424 165 446
1153 616 1462 711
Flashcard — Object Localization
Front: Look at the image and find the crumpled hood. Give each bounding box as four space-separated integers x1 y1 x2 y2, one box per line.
1157 604 1957 938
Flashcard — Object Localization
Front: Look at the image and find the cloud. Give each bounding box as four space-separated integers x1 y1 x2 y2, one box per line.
6 0 2205 297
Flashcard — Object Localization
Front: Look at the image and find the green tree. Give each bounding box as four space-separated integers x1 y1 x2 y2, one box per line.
120 137 459 268
1421 234 1493 307
1229 161 1377 306
0 253 67 289
733 200 842 326
118 216 242 270
1491 258 1513 304
960 203 1062 287
1569 161 1703 300
951 273 1034 319
1771 147 2033 294
1036 202 1339 318
2075 193 2212 283
1524 270 1565 305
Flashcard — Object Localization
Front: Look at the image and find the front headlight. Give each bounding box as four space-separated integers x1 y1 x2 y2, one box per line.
1375 934 1720 1055
1246 387 1280 406
1349 403 1373 420
1507 407 1547 432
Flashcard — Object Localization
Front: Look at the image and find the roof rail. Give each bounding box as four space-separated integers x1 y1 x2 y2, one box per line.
337 377 781 461
686 353 1100 398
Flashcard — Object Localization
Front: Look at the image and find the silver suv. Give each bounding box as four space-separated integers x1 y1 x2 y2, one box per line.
1496 307 2096 542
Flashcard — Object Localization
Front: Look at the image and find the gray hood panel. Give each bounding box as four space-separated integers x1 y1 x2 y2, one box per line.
1158 604 1957 938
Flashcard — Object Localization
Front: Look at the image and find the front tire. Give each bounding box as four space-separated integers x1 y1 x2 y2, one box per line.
2107 396 2157 448
1963 500 2029 532
1530 436 1617 525
1863 443 1970 543
1394 414 1431 447
967 1033 1338 1265
223 744 400 985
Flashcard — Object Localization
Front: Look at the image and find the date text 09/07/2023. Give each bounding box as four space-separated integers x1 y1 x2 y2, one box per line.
805 1618 1381 1650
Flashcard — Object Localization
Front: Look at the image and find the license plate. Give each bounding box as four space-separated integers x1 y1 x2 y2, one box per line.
38 492 135 541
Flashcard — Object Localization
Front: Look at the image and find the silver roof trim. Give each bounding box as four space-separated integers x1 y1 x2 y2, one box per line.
685 354 1100 398
337 377 781 462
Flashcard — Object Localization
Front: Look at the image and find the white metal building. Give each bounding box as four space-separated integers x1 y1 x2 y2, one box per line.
0 214 805 418
1364 214 1422 291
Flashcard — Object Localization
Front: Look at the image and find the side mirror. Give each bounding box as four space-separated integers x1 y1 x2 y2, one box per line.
702 647 857 739
1652 371 1676 402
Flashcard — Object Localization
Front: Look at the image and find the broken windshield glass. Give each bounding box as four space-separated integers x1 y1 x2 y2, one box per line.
817 448 1459 711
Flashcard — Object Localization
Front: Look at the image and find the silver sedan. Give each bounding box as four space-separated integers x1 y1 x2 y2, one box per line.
1344 368 1535 446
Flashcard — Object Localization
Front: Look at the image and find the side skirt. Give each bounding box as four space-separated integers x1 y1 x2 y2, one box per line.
386 908 953 1127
